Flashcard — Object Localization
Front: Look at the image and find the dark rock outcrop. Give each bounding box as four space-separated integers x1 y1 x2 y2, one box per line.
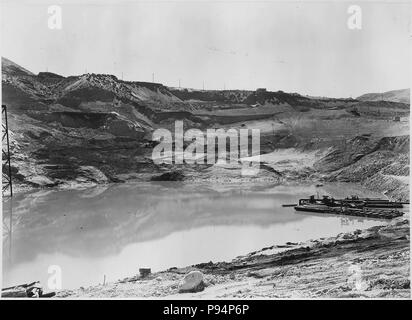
151 171 184 181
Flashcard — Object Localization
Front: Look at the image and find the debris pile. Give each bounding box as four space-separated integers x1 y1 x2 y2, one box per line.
2 281 56 298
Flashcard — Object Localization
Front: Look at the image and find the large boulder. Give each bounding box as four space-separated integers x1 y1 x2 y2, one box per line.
178 271 205 293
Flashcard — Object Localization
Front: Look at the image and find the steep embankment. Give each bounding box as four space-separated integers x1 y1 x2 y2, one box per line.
2 58 173 189
314 135 409 201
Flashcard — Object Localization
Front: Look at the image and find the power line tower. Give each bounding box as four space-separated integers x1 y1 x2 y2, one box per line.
2 105 13 196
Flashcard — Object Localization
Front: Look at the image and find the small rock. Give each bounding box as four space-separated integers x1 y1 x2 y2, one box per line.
178 271 205 293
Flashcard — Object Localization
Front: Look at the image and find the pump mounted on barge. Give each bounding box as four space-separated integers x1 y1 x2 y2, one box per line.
293 195 407 220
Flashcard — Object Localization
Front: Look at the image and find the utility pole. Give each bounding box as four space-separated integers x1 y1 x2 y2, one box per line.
152 73 155 83
2 105 13 197
179 79 181 88
202 80 204 91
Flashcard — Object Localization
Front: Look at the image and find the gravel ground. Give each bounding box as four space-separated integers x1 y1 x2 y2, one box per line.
57 219 410 299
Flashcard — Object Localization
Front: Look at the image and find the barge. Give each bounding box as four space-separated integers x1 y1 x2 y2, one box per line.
293 195 407 219
298 195 405 209
294 204 404 219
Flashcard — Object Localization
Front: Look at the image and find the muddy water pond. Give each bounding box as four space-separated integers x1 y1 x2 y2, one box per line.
2 182 404 289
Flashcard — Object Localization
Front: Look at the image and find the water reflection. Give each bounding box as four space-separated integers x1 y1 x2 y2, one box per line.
3 198 13 268
2 182 391 289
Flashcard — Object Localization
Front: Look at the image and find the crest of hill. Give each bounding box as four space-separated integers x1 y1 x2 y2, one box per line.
357 89 410 104
2 57 35 76
1 58 183 110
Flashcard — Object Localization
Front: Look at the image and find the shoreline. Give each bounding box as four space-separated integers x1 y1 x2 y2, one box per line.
56 218 410 299
6 176 404 199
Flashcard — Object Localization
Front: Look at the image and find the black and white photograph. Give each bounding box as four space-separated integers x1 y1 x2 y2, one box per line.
0 0 410 302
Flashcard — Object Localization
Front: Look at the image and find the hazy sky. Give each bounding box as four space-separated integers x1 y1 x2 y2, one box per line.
1 0 411 97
